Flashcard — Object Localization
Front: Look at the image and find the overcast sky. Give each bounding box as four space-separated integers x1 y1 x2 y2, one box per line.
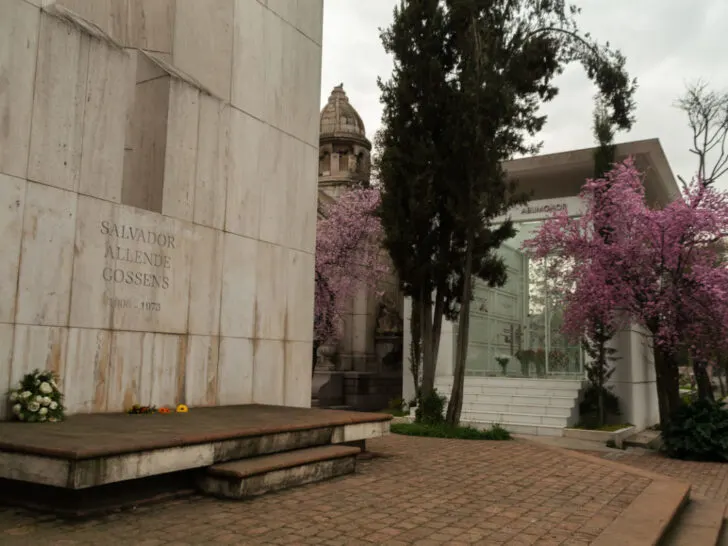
321 0 728 189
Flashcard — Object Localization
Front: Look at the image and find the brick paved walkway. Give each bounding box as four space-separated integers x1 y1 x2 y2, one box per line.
582 448 728 502
0 436 654 545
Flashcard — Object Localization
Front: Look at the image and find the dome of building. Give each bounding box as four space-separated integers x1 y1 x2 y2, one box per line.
320 84 368 142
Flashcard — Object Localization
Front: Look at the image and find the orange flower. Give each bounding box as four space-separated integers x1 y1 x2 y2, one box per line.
159 407 171 414
176 404 189 413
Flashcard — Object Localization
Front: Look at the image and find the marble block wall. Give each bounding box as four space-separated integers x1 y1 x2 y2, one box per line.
0 0 322 418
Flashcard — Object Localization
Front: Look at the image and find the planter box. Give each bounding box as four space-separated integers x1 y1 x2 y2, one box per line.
563 425 636 449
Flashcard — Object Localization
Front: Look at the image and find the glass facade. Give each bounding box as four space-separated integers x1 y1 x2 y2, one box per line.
463 220 584 378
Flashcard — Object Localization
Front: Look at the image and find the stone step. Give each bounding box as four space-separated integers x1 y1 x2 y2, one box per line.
461 409 569 427
437 383 581 398
198 445 361 499
662 498 726 546
462 401 574 417
624 429 663 450
438 377 583 390
462 419 565 437
455 393 578 407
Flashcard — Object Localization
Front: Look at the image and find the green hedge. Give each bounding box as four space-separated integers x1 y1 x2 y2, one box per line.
391 422 511 441
662 399 728 461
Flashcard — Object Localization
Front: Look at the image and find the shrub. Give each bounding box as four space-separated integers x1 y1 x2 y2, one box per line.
391 422 511 440
415 389 447 425
578 384 621 428
662 399 728 461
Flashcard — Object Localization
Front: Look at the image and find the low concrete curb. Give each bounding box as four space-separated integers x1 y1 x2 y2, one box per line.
521 438 692 546
592 480 690 545
563 425 636 449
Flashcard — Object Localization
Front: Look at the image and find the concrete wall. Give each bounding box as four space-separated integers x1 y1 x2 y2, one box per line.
0 0 323 418
609 324 660 430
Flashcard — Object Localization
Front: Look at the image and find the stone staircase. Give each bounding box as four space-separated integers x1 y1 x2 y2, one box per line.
435 376 583 436
662 498 728 545
199 445 362 499
0 405 389 516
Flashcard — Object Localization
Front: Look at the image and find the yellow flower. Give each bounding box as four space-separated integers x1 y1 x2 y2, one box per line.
176 404 189 413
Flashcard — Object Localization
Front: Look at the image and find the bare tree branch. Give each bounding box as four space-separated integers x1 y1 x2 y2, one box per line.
676 80 728 187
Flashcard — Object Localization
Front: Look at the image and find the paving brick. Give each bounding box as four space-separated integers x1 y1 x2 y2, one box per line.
0 436 658 544
580 448 728 501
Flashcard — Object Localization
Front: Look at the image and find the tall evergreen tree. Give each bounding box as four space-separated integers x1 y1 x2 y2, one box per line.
377 0 637 425
441 0 637 425
376 0 459 401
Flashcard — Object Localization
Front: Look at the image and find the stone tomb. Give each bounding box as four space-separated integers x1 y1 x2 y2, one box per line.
0 0 324 418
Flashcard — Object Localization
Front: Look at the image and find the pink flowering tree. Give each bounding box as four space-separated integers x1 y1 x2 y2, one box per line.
314 187 389 369
525 159 728 426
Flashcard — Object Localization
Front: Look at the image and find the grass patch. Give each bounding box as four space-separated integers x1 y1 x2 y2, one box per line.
575 423 633 432
390 422 511 440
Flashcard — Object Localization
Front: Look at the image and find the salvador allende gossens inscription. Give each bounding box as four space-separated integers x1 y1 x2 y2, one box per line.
100 221 177 313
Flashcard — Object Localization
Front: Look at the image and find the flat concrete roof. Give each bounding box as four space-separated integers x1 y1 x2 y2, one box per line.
504 138 680 206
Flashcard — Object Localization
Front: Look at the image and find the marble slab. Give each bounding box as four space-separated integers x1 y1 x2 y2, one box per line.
226 107 262 239
126 0 175 53
218 336 254 405
16 183 77 327
11 325 68 392
184 335 220 407
187 225 224 336
284 340 312 408
286 141 318 254
0 175 25 324
259 128 286 246
28 14 90 192
173 0 234 100
220 232 257 339
162 79 200 223
106 331 145 411
253 340 284 405
231 0 267 121
79 40 135 203
0 0 40 179
285 249 315 343
64 328 111 414
0 324 14 420
54 0 128 45
254 242 287 340
69 196 193 334
138 333 185 408
194 95 229 230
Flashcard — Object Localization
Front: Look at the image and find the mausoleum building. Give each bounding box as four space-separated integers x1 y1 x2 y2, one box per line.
403 139 679 434
0 0 323 418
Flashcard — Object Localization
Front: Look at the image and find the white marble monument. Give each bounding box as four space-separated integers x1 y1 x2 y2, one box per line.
0 0 323 418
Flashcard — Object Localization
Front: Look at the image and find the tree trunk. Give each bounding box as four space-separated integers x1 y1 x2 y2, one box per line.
432 289 445 370
420 287 436 399
694 360 715 402
312 340 320 377
409 295 422 399
597 338 606 427
654 345 682 428
446 234 474 427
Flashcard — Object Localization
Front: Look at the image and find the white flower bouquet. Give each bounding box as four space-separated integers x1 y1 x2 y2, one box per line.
7 369 65 423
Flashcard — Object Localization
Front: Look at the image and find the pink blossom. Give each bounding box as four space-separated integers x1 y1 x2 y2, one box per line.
315 187 389 343
524 158 728 360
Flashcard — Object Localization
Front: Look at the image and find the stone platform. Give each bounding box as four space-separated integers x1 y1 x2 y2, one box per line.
0 405 390 516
